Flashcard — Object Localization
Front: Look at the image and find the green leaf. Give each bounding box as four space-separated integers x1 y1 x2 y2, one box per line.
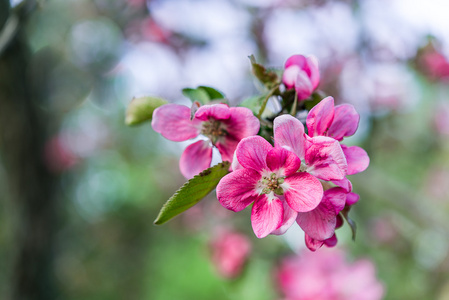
182 86 225 105
249 55 279 89
341 206 357 241
125 96 167 126
154 161 231 225
239 95 265 115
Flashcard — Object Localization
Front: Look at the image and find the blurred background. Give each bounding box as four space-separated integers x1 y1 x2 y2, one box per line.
1 0 449 299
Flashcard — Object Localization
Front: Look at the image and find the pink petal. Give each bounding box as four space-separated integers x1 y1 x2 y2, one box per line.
294 70 314 101
297 195 337 240
179 140 213 179
152 104 201 141
332 177 353 192
306 55 320 90
235 136 272 172
225 107 260 140
327 104 360 141
251 194 284 238
271 199 299 235
305 135 347 181
346 192 360 206
285 54 309 69
282 65 301 89
194 103 231 121
304 234 324 252
324 234 338 247
216 107 260 163
306 96 335 137
283 172 323 212
341 145 370 175
266 147 301 177
324 187 347 214
336 214 343 228
216 168 261 212
216 138 239 163
273 114 306 160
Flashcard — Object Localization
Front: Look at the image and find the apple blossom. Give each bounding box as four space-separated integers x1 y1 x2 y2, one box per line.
152 103 259 178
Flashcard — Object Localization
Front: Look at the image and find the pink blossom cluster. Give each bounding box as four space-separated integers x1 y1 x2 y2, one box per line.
151 54 369 251
217 96 368 250
277 249 384 300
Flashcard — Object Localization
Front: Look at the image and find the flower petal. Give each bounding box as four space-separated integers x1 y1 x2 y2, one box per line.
273 114 306 160
179 140 213 179
282 65 300 89
346 192 360 206
236 136 272 172
216 168 261 212
224 107 261 140
251 194 284 238
216 138 239 164
194 103 231 121
341 145 370 175
332 177 353 192
305 135 347 181
306 55 320 90
152 104 201 141
327 104 360 141
324 187 347 214
294 70 314 101
304 234 324 252
282 172 323 212
215 107 260 163
271 199 299 235
297 195 337 240
324 234 338 248
306 96 335 137
266 147 301 177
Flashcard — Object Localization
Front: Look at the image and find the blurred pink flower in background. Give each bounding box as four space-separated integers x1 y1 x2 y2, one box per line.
277 249 384 300
209 229 252 279
417 44 449 81
44 136 79 173
282 54 320 101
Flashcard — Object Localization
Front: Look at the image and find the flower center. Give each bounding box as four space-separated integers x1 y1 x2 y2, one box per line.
201 120 227 144
260 173 285 195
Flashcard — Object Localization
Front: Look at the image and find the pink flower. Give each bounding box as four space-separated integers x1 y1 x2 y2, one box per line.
209 229 252 279
277 249 385 300
152 103 260 178
216 136 323 238
306 96 369 175
282 55 320 101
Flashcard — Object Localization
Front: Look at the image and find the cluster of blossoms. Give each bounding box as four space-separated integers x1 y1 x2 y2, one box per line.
277 249 384 300
150 54 369 251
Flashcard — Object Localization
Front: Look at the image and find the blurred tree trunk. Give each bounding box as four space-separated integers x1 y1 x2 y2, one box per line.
0 1 59 299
